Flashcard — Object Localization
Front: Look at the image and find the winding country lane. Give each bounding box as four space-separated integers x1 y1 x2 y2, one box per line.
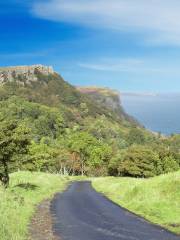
51 181 179 240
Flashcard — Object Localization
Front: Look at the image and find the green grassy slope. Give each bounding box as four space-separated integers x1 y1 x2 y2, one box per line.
92 171 180 234
0 171 70 240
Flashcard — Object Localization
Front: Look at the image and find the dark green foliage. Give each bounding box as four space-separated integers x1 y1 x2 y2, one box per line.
0 96 64 139
119 145 160 178
108 150 126 176
127 127 146 145
0 121 30 187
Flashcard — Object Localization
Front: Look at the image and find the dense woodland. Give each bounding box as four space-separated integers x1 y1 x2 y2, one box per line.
0 71 179 186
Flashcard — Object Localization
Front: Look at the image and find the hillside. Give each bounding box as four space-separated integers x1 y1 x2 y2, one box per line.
0 65 179 180
0 66 137 127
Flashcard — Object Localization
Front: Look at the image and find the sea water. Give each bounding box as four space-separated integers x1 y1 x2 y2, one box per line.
121 93 180 135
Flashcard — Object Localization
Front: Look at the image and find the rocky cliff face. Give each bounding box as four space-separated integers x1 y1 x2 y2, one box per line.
0 65 54 85
77 86 138 124
77 87 121 111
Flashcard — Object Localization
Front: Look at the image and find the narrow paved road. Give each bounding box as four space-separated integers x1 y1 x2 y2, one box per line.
51 181 179 240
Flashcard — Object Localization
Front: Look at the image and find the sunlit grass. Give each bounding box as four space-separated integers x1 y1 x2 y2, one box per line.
1 171 179 239
0 171 70 240
92 171 180 234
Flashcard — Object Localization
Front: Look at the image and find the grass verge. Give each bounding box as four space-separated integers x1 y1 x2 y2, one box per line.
0 171 70 240
92 171 180 234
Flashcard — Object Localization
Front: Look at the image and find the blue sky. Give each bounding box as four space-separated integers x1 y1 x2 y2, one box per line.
1 0 180 92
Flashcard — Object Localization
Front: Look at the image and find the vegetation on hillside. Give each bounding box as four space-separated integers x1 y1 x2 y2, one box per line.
0 71 179 184
92 171 180 234
0 69 179 239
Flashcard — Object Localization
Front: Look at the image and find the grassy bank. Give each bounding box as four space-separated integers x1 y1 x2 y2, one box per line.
0 171 70 240
92 171 180 234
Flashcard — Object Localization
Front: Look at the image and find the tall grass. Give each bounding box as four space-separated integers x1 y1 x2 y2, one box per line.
0 171 69 240
92 171 180 234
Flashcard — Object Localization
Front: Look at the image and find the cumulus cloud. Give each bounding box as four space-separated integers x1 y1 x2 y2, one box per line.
32 0 180 45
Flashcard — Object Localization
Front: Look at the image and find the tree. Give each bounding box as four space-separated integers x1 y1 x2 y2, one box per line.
163 156 179 173
0 121 30 187
127 127 145 145
67 132 97 176
29 140 55 171
54 147 72 175
87 143 112 176
108 150 126 176
119 145 161 178
34 108 64 138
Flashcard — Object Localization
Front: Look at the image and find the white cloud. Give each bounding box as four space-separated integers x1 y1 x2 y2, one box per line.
78 58 163 73
32 0 180 45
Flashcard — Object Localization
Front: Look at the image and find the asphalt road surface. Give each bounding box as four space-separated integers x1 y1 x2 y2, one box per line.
51 181 180 240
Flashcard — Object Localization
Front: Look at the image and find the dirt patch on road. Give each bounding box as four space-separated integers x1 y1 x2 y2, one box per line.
29 199 60 240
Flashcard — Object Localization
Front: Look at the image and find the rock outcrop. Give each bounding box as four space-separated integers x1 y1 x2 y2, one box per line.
0 64 54 85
